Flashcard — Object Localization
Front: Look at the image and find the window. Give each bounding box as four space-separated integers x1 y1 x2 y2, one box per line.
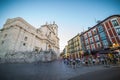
91 44 95 50
24 36 28 41
90 38 93 43
94 35 99 41
100 32 106 40
4 34 7 38
93 29 97 35
98 25 103 33
112 20 119 27
85 39 89 45
88 31 92 37
97 42 101 48
98 44 100 48
102 40 108 48
23 43 26 46
1 41 4 44
84 34 87 39
86 45 90 50
116 28 120 35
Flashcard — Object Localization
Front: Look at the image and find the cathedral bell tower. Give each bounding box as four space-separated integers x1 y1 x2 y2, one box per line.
52 21 58 36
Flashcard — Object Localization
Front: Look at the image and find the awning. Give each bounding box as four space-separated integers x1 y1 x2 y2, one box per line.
98 49 120 54
112 50 120 54
98 50 111 54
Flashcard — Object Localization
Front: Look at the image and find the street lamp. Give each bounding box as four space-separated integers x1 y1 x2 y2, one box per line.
113 43 116 48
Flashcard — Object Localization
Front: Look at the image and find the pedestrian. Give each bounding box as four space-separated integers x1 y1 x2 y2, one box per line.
85 59 88 66
72 59 76 69
92 58 96 65
101 57 104 65
58 57 62 64
78 58 81 65
113 56 117 64
104 57 108 66
70 58 73 66
75 58 79 67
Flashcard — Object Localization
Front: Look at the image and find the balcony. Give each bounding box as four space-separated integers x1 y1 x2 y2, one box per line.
90 41 93 43
95 40 100 42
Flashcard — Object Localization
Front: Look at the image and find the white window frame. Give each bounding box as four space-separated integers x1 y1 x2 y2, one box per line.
94 35 99 41
91 44 95 50
92 28 97 35
90 37 93 43
88 31 92 37
111 18 119 27
85 39 89 45
84 34 87 39
96 42 101 48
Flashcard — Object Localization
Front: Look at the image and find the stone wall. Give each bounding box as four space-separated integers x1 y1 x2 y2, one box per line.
0 50 57 63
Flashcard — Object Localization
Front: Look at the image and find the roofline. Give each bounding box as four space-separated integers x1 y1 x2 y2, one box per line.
68 33 80 42
80 14 120 35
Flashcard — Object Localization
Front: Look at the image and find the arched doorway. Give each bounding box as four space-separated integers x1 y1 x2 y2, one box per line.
48 44 51 50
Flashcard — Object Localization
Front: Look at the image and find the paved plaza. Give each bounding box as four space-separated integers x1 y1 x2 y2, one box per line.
0 60 113 80
69 67 120 80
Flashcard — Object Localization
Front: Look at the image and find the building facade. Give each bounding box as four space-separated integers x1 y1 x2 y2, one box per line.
0 17 59 58
62 45 68 58
67 34 82 59
81 15 120 54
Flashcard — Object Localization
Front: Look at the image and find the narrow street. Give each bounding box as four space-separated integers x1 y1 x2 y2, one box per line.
0 60 118 80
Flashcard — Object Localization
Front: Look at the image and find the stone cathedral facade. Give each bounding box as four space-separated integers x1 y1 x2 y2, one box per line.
0 17 59 62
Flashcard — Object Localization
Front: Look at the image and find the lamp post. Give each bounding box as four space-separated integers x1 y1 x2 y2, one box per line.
113 43 116 48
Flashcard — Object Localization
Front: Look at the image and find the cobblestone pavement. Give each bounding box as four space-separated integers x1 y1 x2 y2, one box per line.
0 60 112 80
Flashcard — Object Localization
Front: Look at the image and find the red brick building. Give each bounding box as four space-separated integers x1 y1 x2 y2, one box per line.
80 15 120 54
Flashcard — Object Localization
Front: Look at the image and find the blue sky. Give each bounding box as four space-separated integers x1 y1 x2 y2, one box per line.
0 0 120 52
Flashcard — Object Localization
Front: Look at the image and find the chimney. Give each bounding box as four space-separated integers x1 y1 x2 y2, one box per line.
88 27 91 29
96 20 101 23
53 21 55 24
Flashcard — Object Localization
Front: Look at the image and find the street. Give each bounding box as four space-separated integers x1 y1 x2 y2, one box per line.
69 67 120 80
0 60 119 80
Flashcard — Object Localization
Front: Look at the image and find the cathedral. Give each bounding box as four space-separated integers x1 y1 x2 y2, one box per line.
0 17 59 62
